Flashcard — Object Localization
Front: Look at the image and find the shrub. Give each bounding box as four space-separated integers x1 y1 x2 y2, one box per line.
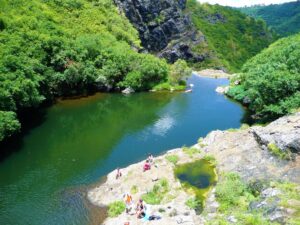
183 146 200 158
215 173 255 211
108 201 126 217
142 178 170 205
203 155 217 166
130 185 138 194
165 155 179 165
267 143 291 160
185 197 202 209
0 111 21 142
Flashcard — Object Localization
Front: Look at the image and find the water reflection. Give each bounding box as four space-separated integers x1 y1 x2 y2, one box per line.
0 75 245 225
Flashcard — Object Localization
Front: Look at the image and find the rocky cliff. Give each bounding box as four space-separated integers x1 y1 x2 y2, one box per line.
114 0 207 63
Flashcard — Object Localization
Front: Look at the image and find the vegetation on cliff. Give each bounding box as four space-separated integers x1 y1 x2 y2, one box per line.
238 1 300 36
186 0 275 71
0 0 173 142
209 172 300 225
227 33 300 121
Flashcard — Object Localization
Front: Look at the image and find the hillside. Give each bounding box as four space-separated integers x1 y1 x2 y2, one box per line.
185 0 275 71
114 0 275 72
238 1 300 36
227 33 300 121
0 0 171 142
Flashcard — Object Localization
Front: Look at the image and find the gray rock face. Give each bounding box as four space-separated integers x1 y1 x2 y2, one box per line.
114 0 206 63
251 113 300 153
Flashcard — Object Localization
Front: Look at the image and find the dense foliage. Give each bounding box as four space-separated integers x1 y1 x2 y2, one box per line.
153 59 191 91
186 0 275 72
0 0 170 141
0 111 21 142
238 1 300 36
227 33 300 121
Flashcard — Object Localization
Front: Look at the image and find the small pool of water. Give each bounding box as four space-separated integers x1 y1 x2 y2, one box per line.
175 159 217 213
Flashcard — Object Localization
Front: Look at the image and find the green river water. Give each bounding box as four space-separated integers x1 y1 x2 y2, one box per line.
0 75 245 225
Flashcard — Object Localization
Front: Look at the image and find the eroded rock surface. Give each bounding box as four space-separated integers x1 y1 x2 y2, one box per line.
114 0 206 63
200 113 300 183
251 112 300 153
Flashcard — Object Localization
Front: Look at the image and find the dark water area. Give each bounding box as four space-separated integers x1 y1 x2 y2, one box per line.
175 159 217 213
0 75 244 225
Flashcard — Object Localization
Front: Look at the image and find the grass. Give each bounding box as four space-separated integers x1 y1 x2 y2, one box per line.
108 201 126 217
142 178 170 205
227 128 239 132
240 123 250 130
165 155 179 165
198 137 207 148
183 146 200 158
211 172 300 224
185 197 202 210
203 155 217 166
130 185 138 194
267 143 291 160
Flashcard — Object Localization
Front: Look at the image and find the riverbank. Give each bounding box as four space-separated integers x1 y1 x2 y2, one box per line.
88 113 300 224
193 69 232 79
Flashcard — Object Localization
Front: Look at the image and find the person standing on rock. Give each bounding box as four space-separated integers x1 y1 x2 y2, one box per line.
124 193 133 214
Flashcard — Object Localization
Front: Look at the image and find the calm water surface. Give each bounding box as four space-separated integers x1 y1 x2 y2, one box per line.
0 75 244 225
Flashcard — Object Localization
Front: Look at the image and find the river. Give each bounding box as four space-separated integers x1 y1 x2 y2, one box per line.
0 75 245 225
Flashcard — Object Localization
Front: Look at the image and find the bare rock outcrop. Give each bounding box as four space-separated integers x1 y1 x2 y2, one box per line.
114 0 207 63
251 112 300 153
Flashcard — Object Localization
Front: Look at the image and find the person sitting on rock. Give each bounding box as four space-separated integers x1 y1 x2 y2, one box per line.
143 160 151 172
116 168 122 179
136 199 146 218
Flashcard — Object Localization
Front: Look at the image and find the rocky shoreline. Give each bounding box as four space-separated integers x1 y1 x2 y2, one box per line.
193 69 232 79
88 113 300 224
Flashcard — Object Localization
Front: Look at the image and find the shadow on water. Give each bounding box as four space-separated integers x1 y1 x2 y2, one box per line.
175 159 217 214
0 108 47 162
59 176 108 225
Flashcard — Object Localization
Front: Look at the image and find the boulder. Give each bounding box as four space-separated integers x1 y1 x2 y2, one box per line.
122 87 135 94
251 112 300 153
215 86 229 94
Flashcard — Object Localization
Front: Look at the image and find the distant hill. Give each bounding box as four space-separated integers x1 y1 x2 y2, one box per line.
185 0 275 71
238 1 300 36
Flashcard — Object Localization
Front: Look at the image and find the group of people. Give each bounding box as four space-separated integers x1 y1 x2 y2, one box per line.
115 153 157 223
124 194 147 218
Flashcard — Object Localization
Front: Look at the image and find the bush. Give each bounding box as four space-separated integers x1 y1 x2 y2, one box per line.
130 185 138 194
267 143 291 160
0 111 21 142
183 146 200 158
203 155 217 166
142 178 169 205
215 173 255 211
165 155 179 165
185 197 202 209
108 201 126 217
